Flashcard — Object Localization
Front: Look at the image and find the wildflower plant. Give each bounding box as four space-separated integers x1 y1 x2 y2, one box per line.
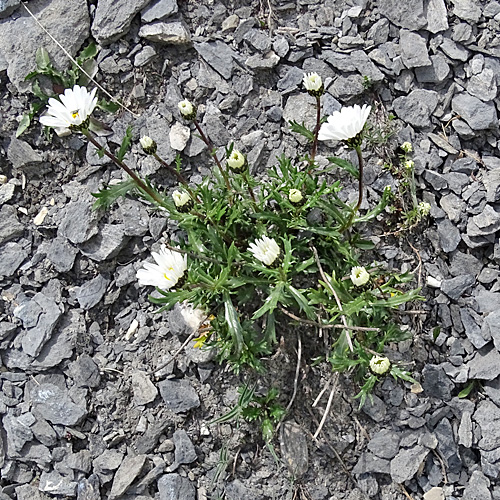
37 73 427 414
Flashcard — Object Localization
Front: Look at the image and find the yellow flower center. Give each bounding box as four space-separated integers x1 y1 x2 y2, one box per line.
71 111 79 119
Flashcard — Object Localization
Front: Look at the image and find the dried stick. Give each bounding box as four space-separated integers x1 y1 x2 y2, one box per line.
313 372 339 439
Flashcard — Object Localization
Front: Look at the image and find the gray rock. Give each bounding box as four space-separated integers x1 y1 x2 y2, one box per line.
194 41 237 79
452 93 498 130
277 66 305 93
483 169 500 203
437 219 461 253
109 454 147 499
141 0 178 23
362 394 387 422
75 274 109 310
463 471 492 500
483 310 500 352
245 51 280 70
329 74 365 99
283 94 316 132
134 46 157 67
425 0 449 33
66 450 92 473
68 354 101 388
476 291 500 315
434 418 461 474
93 449 124 482
324 50 384 82
458 411 473 448
47 237 78 272
393 89 439 128
57 201 98 245
39 470 77 497
422 364 454 401
14 292 63 358
158 474 195 500
467 68 498 102
390 445 430 483
92 0 150 45
0 0 89 89
378 0 426 29
134 419 169 454
439 193 463 223
0 182 16 205
132 371 158 406
367 429 401 460
31 418 57 447
76 475 100 500
400 30 431 68
7 138 46 175
0 0 20 18
244 29 271 52
0 321 17 341
14 485 43 500
468 345 500 380
441 274 475 300
173 429 197 465
3 413 34 453
280 421 308 478
461 308 488 349
79 224 128 261
0 205 24 244
352 452 391 475
484 0 500 17
366 18 390 46
467 205 500 237
159 379 200 413
439 38 469 61
474 400 500 451
31 383 86 426
0 242 28 277
138 20 190 45
415 54 450 82
451 0 482 22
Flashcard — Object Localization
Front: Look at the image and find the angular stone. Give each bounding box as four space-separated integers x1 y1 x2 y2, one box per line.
390 445 430 483
0 242 28 277
169 122 190 151
244 29 272 52
68 354 101 388
461 308 488 349
75 274 109 310
31 383 87 426
7 138 45 174
109 454 147 499
15 485 43 500
483 169 500 203
367 429 401 460
330 74 365 99
158 474 195 500
194 41 237 79
441 274 475 300
451 93 498 130
378 0 426 29
280 421 308 478
440 38 469 62
79 224 128 261
0 205 24 244
92 0 150 45
467 68 497 102
75 475 100 500
46 236 78 273
422 364 454 401
158 379 200 413
425 0 449 33
138 20 190 45
324 50 384 82
141 0 178 23
352 452 391 475
39 470 77 497
57 201 98 245
483 310 500 352
132 371 158 406
451 0 482 22
3 413 33 453
415 54 450 83
468 205 500 237
468 345 500 381
173 429 197 465
0 0 20 19
400 30 431 68
0 0 90 90
245 51 280 70
474 400 500 451
393 89 439 128
434 418 461 474
14 292 63 358
463 471 492 500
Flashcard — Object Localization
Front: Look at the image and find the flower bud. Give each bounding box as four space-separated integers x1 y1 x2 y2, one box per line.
227 150 247 173
350 266 370 287
369 355 391 375
418 201 431 216
289 188 304 205
404 159 414 170
401 141 413 153
172 189 193 212
303 72 324 97
139 136 157 155
178 99 197 120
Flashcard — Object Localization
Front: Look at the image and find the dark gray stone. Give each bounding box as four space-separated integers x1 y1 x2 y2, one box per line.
134 419 169 454
463 471 492 500
324 50 384 82
434 418 461 474
159 379 200 413
467 68 498 102
474 400 500 451
76 475 101 500
330 74 365 99
277 66 305 93
467 205 500 237
0 0 20 19
352 452 391 475
244 29 271 53
57 201 98 245
461 308 488 349
109 454 147 499
0 205 24 244
468 345 500 381
93 449 124 482
79 224 128 261
92 0 150 45
367 429 401 459
415 54 450 83
158 474 195 500
3 413 34 453
451 93 498 131
400 30 431 68
7 138 46 174
483 310 500 352
47 237 78 272
280 421 308 477
390 445 430 483
39 470 77 496
0 242 28 277
173 429 197 465
141 0 178 23
75 274 109 310
393 89 439 128
68 354 101 388
483 169 500 203
422 364 454 401
31 418 57 447
194 41 238 79
378 0 426 29
361 394 387 422
131 371 158 406
440 38 469 61
441 274 475 300
425 0 449 33
31 383 87 426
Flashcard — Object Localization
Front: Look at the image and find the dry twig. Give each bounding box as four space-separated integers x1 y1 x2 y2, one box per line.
313 372 339 439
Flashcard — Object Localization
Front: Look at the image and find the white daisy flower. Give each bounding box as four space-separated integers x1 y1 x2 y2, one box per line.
303 72 323 92
140 136 157 155
248 236 280 266
369 355 391 375
172 189 192 211
178 99 196 119
318 104 371 142
350 266 370 287
227 150 247 173
136 245 187 290
39 85 98 132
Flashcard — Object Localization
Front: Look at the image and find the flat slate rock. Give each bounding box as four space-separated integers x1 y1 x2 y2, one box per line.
393 89 439 128
462 470 492 500
194 41 238 79
280 421 309 477
390 445 430 483
158 379 200 413
158 474 195 500
451 93 498 130
173 429 197 465
422 364 454 401
0 205 24 244
109 454 147 499
467 345 500 381
377 0 427 29
74 274 109 310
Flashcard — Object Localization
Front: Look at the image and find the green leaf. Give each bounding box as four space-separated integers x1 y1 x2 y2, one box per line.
458 381 475 399
328 157 359 179
36 47 51 70
97 99 120 113
16 114 31 138
76 42 98 63
286 284 316 320
390 366 416 383
117 125 133 162
432 326 441 341
252 282 285 320
289 120 314 141
91 179 136 210
223 291 244 356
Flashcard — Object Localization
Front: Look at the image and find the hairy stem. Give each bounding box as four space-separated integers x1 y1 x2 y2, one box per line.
83 130 166 207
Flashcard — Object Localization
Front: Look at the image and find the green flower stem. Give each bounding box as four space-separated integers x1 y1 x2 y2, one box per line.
242 171 257 204
341 146 364 232
152 152 200 203
311 95 321 162
82 130 167 208
193 120 232 191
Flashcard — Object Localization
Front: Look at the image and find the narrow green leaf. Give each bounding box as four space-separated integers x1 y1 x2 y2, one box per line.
36 47 51 70
97 99 120 113
252 282 285 320
223 291 244 355
91 179 136 210
328 157 359 179
117 125 133 162
289 120 314 141
458 381 475 399
286 284 316 320
16 114 31 138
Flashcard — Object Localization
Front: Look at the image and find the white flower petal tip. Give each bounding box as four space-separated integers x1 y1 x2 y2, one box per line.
418 202 431 216
369 355 391 375
350 266 370 287
248 235 280 266
39 85 97 132
401 141 413 153
136 245 187 290
318 104 371 143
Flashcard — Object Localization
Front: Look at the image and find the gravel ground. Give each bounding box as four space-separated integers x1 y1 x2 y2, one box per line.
1 0 500 499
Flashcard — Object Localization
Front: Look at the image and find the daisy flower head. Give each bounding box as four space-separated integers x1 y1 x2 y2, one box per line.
303 72 324 97
227 149 247 173
39 85 97 134
318 104 371 148
369 355 391 375
136 245 187 290
178 99 196 120
140 136 157 155
248 235 280 266
350 266 370 287
172 189 193 212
